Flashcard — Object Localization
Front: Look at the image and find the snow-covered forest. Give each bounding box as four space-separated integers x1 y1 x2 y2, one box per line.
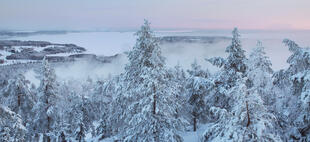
1 20 310 142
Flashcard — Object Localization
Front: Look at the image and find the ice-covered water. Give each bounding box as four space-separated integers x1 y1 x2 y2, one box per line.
10 32 136 56
8 30 310 82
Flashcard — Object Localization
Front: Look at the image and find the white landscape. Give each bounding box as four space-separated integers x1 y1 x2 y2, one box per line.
5 30 310 86
1 0 310 142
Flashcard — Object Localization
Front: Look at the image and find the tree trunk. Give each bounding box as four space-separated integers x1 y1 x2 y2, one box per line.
17 85 21 107
246 101 251 127
43 133 51 142
153 85 156 115
45 85 51 142
60 131 67 142
47 136 51 142
193 116 197 131
18 94 21 107
17 86 21 112
153 120 158 142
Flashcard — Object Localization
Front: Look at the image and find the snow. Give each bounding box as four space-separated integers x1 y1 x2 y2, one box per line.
86 136 115 142
182 124 210 142
1 60 36 65
0 44 84 66
6 30 310 71
24 69 40 87
5 30 310 92
46 52 75 57
0 50 11 60
3 28 310 141
10 32 137 56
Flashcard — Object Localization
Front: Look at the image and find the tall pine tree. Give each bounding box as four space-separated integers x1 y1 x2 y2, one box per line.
276 39 310 140
186 60 210 131
247 41 274 106
0 74 35 126
32 57 59 142
203 78 281 142
0 105 26 142
118 20 183 142
206 28 248 111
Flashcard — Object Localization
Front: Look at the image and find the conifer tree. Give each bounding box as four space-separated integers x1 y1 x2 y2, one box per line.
0 105 26 142
206 28 248 111
203 78 282 142
32 57 59 142
247 41 274 105
75 122 86 142
118 20 183 142
94 77 117 138
0 74 35 125
207 28 247 89
186 60 210 131
168 63 189 120
277 39 310 140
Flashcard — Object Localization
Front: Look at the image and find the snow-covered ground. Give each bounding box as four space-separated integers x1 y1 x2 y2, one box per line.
182 124 210 142
83 123 210 142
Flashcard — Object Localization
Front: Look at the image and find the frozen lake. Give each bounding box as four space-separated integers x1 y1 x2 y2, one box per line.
7 30 310 71
4 29 310 85
9 32 136 56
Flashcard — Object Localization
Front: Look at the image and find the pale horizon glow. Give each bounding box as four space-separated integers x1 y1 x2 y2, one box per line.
0 0 310 31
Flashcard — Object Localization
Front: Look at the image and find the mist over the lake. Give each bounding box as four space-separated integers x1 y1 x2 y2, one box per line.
16 30 310 83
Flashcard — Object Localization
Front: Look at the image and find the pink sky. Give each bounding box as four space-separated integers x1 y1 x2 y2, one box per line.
0 0 309 30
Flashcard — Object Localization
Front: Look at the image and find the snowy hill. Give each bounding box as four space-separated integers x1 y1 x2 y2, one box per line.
2 26 310 141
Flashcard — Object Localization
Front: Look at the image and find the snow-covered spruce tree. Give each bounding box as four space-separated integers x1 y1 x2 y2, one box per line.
0 74 35 124
53 80 84 141
247 41 274 106
168 63 188 119
277 39 310 141
55 81 74 140
206 28 247 111
0 74 35 141
57 81 94 141
72 95 92 142
203 77 282 142
166 63 190 129
186 60 210 131
74 121 86 142
0 73 8 91
96 116 112 140
56 79 96 141
115 20 183 141
0 105 26 142
93 77 116 120
94 78 116 139
272 68 293 136
207 28 247 89
107 75 130 137
82 76 94 99
32 57 59 142
172 63 187 85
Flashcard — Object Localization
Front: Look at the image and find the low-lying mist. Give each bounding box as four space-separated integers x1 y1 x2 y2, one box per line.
25 35 310 86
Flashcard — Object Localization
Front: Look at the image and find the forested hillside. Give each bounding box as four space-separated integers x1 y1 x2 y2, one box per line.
1 21 310 142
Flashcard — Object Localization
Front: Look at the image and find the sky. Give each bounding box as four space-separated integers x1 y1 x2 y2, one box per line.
0 0 310 31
